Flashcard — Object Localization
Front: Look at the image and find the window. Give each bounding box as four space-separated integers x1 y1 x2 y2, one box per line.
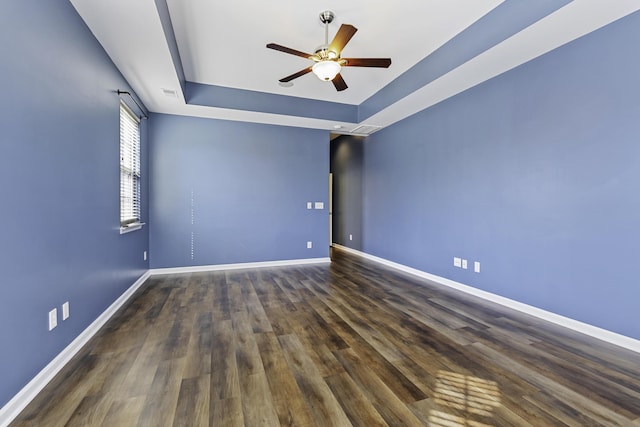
120 101 141 230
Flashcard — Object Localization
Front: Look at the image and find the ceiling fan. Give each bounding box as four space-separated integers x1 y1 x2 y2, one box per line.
266 11 391 92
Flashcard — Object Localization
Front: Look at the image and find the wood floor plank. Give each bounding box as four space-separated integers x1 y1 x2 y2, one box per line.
226 278 247 314
11 352 99 427
172 376 210 427
329 318 428 403
278 334 353 427
64 394 114 427
231 310 281 426
118 341 163 398
137 357 186 427
325 372 389 427
101 396 146 427
332 348 425 427
523 390 605 426
243 279 274 334
210 272 231 322
231 310 264 376
182 312 213 379
209 397 244 427
9 247 640 426
470 341 634 426
210 319 240 401
239 373 281 427
255 332 317 427
263 304 296 336
288 306 345 378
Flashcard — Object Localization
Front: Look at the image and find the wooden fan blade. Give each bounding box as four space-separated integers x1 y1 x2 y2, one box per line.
332 73 348 91
329 24 357 55
343 58 392 68
279 66 313 83
267 43 314 60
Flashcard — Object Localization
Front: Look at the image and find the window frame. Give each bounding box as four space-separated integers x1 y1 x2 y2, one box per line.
119 100 142 233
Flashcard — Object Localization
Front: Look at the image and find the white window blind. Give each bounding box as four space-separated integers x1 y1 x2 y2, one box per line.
120 101 141 226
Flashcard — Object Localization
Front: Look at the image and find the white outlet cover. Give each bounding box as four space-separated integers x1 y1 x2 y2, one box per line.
62 302 70 320
462 259 468 269
453 257 462 267
48 308 58 330
314 202 324 209
474 261 481 273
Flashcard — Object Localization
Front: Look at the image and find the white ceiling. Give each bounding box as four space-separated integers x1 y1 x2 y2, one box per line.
168 0 501 104
70 0 640 134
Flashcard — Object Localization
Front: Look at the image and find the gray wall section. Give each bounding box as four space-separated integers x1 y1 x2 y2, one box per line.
362 11 640 340
149 113 330 268
0 0 149 408
330 135 364 250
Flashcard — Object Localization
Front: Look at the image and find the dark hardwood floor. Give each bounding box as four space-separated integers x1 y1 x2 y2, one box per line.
11 248 640 426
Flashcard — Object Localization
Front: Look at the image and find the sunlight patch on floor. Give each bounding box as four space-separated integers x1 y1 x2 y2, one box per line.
429 370 501 427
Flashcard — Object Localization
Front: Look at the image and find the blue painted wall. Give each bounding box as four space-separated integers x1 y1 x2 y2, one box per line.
186 82 358 123
362 12 640 339
149 114 329 268
0 0 149 408
330 135 364 250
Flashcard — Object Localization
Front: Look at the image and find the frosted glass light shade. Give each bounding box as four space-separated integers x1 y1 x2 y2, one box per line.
312 60 341 81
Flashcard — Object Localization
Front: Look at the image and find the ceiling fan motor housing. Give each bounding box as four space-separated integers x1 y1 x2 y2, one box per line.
314 45 338 60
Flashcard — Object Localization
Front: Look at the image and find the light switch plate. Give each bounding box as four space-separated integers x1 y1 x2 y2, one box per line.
314 202 324 209
474 261 481 273
62 302 70 320
307 241 312 249
454 257 462 267
307 202 312 209
462 259 468 269
48 308 57 331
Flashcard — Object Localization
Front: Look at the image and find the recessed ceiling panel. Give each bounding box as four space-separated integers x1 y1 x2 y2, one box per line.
166 0 504 104
71 0 640 133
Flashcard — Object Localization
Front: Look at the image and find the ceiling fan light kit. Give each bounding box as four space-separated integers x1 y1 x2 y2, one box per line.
266 10 391 91
312 60 341 81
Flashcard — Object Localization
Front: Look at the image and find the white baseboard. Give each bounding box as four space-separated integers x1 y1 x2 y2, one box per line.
150 257 331 275
0 271 151 427
333 244 640 354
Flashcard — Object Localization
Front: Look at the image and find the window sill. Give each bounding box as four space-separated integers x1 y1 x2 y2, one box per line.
120 222 145 234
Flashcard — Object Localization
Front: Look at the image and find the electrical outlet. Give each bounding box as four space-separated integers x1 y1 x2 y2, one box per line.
474 261 481 273
307 241 312 249
462 259 468 269
48 308 58 331
143 250 147 261
453 257 462 267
